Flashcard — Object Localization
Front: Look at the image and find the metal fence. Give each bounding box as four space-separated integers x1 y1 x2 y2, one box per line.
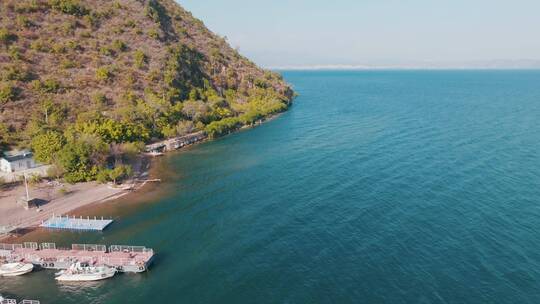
109 245 153 254
72 244 107 252
0 244 23 251
40 243 56 250
23 242 38 250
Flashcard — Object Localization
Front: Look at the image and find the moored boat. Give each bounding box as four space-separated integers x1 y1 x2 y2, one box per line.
0 262 34 277
55 262 116 282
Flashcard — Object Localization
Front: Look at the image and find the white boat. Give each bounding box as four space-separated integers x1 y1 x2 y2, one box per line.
0 262 34 276
55 263 116 282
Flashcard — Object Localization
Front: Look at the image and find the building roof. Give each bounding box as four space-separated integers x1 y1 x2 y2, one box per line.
2 150 33 162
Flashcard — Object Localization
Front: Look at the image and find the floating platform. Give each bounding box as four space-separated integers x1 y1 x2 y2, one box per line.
40 215 113 231
0 298 40 304
0 242 154 273
0 297 39 304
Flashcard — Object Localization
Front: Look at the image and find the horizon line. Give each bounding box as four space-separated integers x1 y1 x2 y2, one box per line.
265 60 540 71
268 66 540 71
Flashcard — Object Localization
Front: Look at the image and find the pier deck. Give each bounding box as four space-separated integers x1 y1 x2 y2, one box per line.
40 215 113 231
0 243 154 273
0 299 40 304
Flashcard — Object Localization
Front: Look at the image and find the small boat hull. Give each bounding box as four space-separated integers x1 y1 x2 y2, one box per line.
55 264 116 282
56 272 115 282
0 263 34 276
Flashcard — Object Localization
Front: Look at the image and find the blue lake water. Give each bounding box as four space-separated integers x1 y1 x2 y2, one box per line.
2 70 540 303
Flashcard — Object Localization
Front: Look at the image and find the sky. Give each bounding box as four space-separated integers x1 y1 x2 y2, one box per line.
178 0 540 68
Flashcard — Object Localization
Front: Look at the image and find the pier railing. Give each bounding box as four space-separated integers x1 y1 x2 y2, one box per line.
0 242 153 255
0 241 154 272
72 244 107 252
40 243 56 250
23 242 38 250
0 300 40 304
109 245 154 254
0 243 23 251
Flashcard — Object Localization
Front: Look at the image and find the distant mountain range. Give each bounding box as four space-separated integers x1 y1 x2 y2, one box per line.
269 60 540 70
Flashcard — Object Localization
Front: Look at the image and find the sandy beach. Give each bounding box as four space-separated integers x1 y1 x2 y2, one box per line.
0 156 153 240
0 181 125 228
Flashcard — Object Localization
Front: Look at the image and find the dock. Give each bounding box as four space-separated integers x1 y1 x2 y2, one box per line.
0 299 40 304
146 131 207 152
0 242 154 273
40 215 113 231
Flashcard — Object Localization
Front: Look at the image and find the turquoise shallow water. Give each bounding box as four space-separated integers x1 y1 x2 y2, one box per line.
3 70 540 303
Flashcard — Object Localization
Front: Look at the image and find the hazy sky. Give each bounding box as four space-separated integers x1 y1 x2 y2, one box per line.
178 0 540 68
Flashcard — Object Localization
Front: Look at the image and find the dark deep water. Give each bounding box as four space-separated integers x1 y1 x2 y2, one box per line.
3 70 540 303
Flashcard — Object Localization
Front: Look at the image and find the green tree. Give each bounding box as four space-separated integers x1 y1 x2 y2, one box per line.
48 0 89 16
109 164 133 184
8 46 22 60
96 168 111 184
176 120 194 136
120 142 145 160
0 28 16 48
205 117 241 138
56 137 108 183
47 164 65 180
31 131 65 163
96 66 113 82
112 40 127 52
182 100 209 122
134 50 148 68
0 82 18 104
28 173 42 185
0 123 9 152
2 66 30 81
32 79 62 94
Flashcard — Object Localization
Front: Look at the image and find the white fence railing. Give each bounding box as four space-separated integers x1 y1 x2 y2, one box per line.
0 243 153 255
72 244 107 252
23 242 38 250
109 245 153 254
40 243 56 250
0 244 23 251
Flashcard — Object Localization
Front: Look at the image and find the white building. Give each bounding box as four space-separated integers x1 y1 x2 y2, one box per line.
0 150 37 173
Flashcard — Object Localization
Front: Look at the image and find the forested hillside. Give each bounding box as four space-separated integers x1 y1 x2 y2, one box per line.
0 0 293 183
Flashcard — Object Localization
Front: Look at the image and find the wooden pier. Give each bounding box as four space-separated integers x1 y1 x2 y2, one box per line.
0 242 154 273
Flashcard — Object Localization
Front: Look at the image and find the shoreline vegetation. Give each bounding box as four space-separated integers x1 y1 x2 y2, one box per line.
0 109 290 241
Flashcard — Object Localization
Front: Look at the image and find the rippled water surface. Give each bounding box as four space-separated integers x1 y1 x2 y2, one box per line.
3 71 540 303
